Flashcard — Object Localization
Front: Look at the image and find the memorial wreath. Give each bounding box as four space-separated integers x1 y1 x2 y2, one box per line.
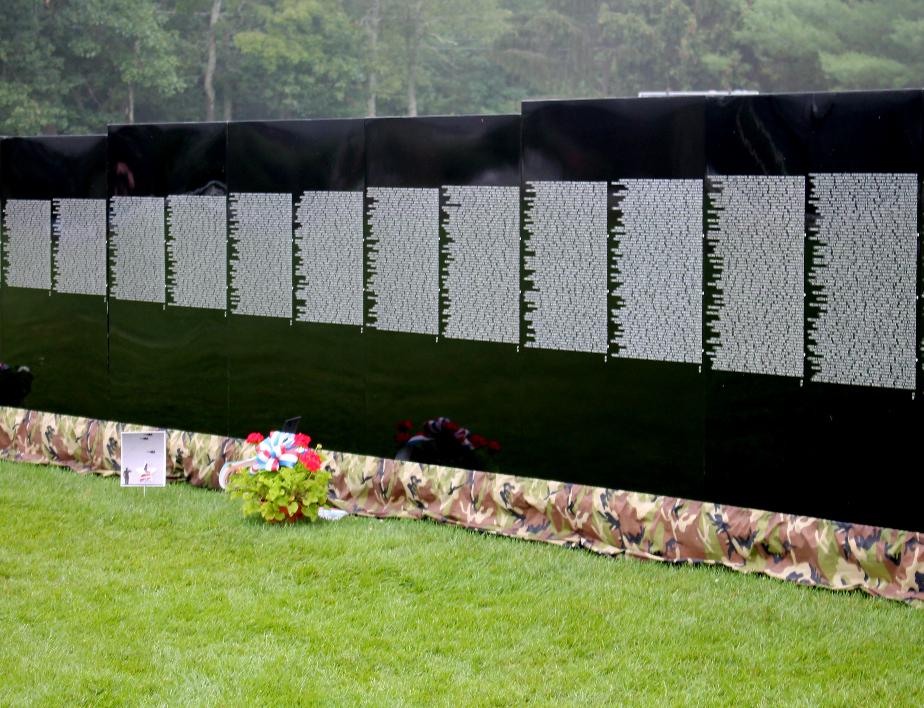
222 430 331 523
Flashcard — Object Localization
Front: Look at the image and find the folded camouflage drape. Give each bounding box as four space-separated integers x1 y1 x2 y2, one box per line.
1 405 921 605
0 406 244 487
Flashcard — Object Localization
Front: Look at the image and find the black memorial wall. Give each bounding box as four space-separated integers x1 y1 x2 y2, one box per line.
363 115 522 463
801 91 922 526
704 91 924 525
0 91 920 531
226 119 365 451
703 94 813 517
107 122 228 434
0 135 108 419
521 96 706 499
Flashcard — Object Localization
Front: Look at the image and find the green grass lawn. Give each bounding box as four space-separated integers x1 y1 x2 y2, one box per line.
1 461 922 706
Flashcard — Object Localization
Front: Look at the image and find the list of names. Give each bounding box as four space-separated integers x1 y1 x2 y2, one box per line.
109 196 165 303
706 175 804 377
52 198 107 296
294 190 363 326
2 199 51 290
228 192 292 319
366 187 439 335
523 180 608 354
166 195 227 310
441 185 519 344
611 179 702 364
807 173 917 390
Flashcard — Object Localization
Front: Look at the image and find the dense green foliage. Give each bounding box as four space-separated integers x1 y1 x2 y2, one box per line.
1 460 923 703
228 462 332 522
1 0 921 135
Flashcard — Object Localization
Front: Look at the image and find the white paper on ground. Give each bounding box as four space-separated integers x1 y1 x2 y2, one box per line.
318 508 348 521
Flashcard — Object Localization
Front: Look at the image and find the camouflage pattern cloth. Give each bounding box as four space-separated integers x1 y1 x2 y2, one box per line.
1 405 921 605
326 454 924 605
0 406 245 487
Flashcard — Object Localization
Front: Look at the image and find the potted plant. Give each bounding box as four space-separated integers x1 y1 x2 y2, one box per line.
222 431 331 523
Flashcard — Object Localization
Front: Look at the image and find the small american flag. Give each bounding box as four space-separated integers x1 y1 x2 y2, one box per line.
138 464 153 484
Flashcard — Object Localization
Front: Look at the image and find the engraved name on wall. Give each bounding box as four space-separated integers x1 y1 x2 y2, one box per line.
52 198 106 296
109 196 165 303
2 199 51 289
807 173 917 390
611 179 702 364
166 195 227 310
366 187 439 335
441 185 519 344
228 192 292 319
523 181 608 354
706 175 804 377
294 190 363 326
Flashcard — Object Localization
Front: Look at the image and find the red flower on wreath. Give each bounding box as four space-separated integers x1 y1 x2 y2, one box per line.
443 420 460 433
487 439 501 453
470 434 487 449
294 432 312 448
246 432 264 444
396 419 414 432
394 431 412 444
299 449 322 472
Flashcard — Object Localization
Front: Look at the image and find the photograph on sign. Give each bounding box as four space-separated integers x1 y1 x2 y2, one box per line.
119 431 167 487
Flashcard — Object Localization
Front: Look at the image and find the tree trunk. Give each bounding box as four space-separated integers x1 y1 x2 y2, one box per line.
405 0 423 117
223 88 232 121
407 57 417 117
204 0 223 122
222 22 232 121
365 0 381 117
127 38 139 123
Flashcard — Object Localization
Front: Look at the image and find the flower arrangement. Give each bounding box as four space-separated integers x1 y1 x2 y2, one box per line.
394 417 501 471
222 430 331 523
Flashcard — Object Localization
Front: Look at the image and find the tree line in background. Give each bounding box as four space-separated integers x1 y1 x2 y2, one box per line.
2 0 922 136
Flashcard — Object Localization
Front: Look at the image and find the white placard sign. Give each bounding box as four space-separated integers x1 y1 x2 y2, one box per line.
120 431 167 488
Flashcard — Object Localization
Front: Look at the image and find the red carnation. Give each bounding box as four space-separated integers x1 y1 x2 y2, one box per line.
245 432 264 444
470 434 487 449
394 431 411 444
299 449 322 472
294 432 312 448
396 419 413 432
487 439 501 453
444 420 460 433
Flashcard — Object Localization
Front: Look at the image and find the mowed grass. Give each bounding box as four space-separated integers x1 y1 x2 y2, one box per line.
1 461 922 706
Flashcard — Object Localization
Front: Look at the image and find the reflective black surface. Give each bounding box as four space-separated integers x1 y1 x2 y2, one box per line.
361 115 520 467
360 332 519 466
702 94 811 515
523 96 704 180
0 135 109 418
109 123 226 197
521 97 705 496
0 91 920 531
227 119 364 193
366 115 520 187
809 89 921 173
705 93 811 176
226 119 365 448
801 90 923 530
107 122 228 434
